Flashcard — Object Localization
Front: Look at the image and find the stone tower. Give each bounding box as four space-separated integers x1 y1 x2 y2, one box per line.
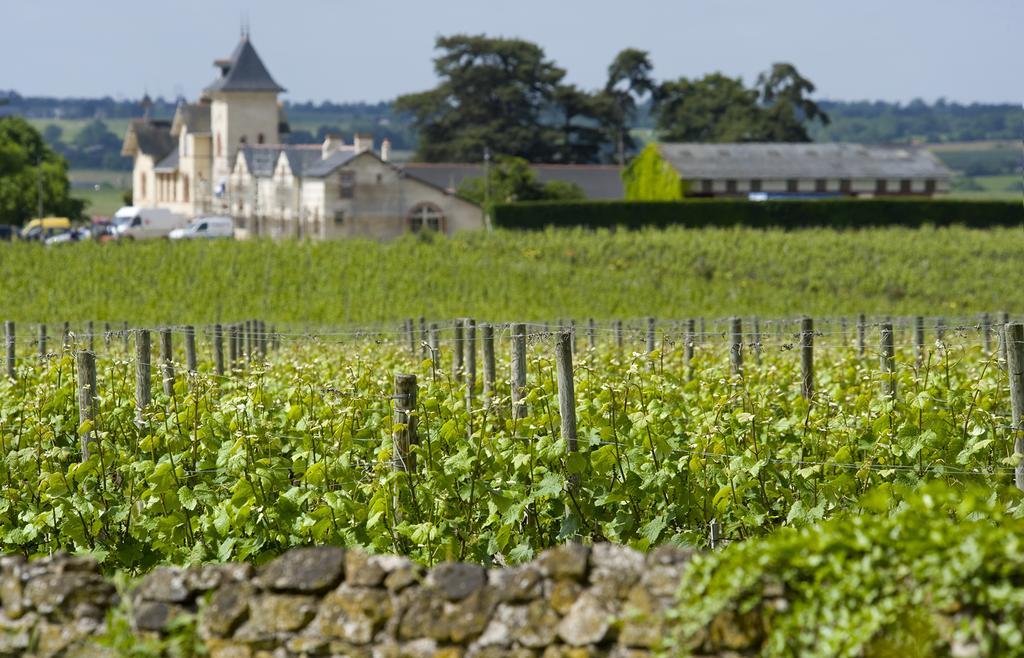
206 35 285 190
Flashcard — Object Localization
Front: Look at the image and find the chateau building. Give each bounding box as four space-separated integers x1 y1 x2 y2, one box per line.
121 35 483 238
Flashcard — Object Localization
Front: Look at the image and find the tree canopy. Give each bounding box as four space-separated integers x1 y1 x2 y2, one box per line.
397 36 833 163
653 64 830 142
0 116 83 225
457 155 583 216
395 35 566 162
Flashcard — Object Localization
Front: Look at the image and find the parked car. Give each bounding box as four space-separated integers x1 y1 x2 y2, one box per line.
169 216 235 240
111 206 188 240
20 217 71 241
44 227 92 246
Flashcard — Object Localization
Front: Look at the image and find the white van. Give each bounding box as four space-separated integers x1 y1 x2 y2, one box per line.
169 216 235 240
112 206 188 240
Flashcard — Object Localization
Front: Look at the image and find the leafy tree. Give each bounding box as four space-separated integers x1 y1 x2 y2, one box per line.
395 35 566 162
653 64 828 143
550 84 608 164
603 49 654 164
457 155 583 214
654 73 766 142
0 116 83 225
755 62 830 141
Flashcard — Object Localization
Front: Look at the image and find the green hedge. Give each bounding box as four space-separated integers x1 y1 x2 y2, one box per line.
492 199 1023 230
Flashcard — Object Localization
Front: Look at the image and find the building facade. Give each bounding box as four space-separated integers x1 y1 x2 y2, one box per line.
121 35 483 238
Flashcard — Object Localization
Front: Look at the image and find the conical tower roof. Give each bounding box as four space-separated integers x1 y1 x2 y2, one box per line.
204 36 285 94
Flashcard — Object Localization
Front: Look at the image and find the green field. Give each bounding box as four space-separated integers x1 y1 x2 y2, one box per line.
27 117 132 143
71 186 128 217
0 226 1021 324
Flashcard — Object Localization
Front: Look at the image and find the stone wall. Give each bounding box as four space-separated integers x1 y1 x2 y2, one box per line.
0 543 770 657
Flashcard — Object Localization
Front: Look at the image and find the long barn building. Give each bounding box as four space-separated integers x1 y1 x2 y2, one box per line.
629 143 953 199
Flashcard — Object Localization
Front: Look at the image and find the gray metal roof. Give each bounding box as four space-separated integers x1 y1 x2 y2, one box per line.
281 147 323 176
400 163 625 200
236 145 283 176
657 143 953 180
153 150 180 173
122 119 175 159
204 37 285 94
303 150 359 178
171 103 211 136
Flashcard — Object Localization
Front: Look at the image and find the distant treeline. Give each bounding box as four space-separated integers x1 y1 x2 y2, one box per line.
811 100 1023 144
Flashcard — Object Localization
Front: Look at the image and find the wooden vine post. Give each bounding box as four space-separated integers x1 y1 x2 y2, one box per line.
752 317 762 365
587 318 596 350
419 316 428 360
228 324 238 371
800 317 814 399
729 317 743 376
184 325 197 374
1005 322 1024 491
464 318 477 411
4 321 14 380
87 321 95 352
38 324 46 360
982 312 992 354
857 313 866 357
646 317 656 368
481 323 495 406
452 319 464 382
555 329 577 455
392 374 418 474
684 318 695 381
880 322 896 399
614 320 623 352
428 323 440 380
76 350 97 461
160 329 175 397
214 324 225 376
135 330 151 428
914 315 925 368
511 323 527 420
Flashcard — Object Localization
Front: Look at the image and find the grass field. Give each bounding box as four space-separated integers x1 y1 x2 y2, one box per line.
0 226 1021 324
71 186 127 217
27 117 132 142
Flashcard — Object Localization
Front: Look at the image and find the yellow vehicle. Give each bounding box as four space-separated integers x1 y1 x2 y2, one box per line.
20 217 71 241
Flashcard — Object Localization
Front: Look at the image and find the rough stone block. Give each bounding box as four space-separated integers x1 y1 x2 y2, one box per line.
556 592 615 647
539 545 590 581
311 583 392 644
487 566 543 603
428 563 486 602
256 546 345 593
248 593 319 634
200 582 253 639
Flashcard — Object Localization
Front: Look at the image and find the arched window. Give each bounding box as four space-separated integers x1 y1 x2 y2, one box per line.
240 135 247 144
140 174 146 199
257 133 265 144
407 203 445 233
182 175 190 203
216 133 222 157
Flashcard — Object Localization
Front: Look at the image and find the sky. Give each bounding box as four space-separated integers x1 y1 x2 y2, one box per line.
3 0 1021 105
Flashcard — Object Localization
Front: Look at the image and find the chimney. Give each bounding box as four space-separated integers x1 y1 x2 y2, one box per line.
380 138 391 162
322 133 344 160
353 133 374 154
